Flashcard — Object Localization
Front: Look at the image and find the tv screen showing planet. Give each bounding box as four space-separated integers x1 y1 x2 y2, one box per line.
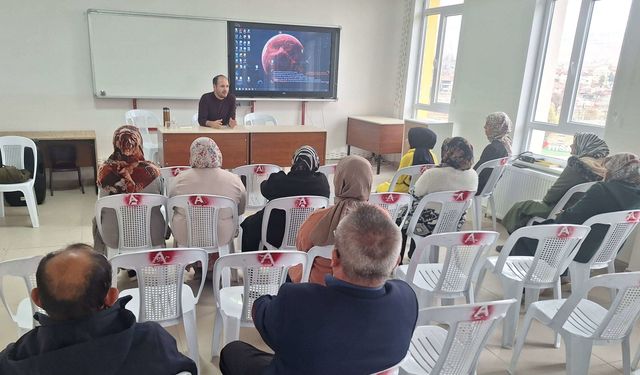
228 21 340 99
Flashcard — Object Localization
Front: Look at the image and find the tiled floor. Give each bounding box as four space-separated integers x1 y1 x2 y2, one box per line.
0 159 635 374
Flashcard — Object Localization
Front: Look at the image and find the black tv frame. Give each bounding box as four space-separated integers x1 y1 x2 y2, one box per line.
227 21 340 100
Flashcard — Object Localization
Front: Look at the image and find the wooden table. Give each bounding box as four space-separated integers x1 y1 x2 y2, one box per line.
158 125 327 168
347 116 404 174
0 130 98 193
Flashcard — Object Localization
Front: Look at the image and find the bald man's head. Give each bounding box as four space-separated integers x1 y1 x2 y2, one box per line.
35 244 113 320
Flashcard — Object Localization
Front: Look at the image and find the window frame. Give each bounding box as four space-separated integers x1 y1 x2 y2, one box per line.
412 1 464 118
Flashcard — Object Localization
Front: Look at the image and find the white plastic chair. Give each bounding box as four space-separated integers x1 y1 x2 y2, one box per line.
0 136 39 227
125 109 161 163
261 196 329 250
397 231 499 308
475 224 591 348
510 272 640 375
232 164 283 209
568 210 640 298
0 255 45 337
527 181 597 226
406 190 475 263
368 192 412 227
95 193 167 258
387 164 435 193
111 248 207 371
210 251 307 358
160 166 191 196
400 299 516 375
243 112 277 126
318 164 337 204
372 363 401 375
302 245 333 282
473 156 510 230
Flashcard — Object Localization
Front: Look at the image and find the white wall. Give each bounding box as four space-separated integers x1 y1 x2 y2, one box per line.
0 0 409 161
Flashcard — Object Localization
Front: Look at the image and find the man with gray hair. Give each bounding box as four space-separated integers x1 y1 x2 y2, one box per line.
220 204 418 375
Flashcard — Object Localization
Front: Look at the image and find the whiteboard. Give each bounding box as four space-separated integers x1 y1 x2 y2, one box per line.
88 10 227 99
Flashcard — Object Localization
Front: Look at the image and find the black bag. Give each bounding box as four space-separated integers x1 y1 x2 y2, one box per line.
2 145 46 206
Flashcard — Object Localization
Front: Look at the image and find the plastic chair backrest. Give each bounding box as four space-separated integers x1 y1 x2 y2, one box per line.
125 109 161 132
232 164 283 208
496 224 591 286
406 190 475 237
261 196 329 250
0 255 45 327
302 245 333 282
213 251 307 323
95 193 167 254
582 210 640 268
318 164 337 181
160 166 191 196
244 112 277 126
167 194 238 251
387 164 435 193
415 299 516 374
549 272 640 340
407 231 499 294
368 193 412 224
110 248 208 322
191 113 198 126
475 157 510 197
0 136 37 177
548 182 597 219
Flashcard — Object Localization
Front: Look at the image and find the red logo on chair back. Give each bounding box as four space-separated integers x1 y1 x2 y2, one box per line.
295 197 310 208
452 191 471 202
257 252 282 267
500 158 509 166
556 226 575 239
254 165 266 175
419 165 433 174
462 232 485 245
148 251 176 265
382 193 400 204
124 194 142 206
188 195 212 206
471 304 494 321
626 211 640 223
171 167 187 176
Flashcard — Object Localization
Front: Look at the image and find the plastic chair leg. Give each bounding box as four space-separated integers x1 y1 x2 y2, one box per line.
489 195 497 231
221 316 240 352
474 265 489 300
607 262 617 302
568 262 590 296
509 306 537 374
0 192 4 217
466 285 475 304
523 288 540 312
501 280 523 348
552 280 561 348
211 311 224 359
24 187 39 228
183 309 200 371
564 336 593 375
623 336 631 375
473 196 482 230
632 341 640 370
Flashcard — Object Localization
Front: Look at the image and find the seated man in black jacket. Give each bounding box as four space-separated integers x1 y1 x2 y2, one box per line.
0 243 197 375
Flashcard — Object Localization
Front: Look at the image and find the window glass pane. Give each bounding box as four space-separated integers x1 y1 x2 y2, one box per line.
529 129 574 160
435 15 461 104
534 0 581 124
416 109 449 122
417 15 440 105
428 0 463 8
571 0 632 126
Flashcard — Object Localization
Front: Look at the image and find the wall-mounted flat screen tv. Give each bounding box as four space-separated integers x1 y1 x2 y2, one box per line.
227 21 340 99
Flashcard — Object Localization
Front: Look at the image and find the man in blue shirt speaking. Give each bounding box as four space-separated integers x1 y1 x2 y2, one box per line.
219 204 418 375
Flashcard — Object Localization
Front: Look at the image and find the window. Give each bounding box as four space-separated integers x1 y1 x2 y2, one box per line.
413 0 463 121
525 0 632 159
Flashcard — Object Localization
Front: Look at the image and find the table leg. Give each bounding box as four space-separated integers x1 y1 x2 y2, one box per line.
375 154 382 175
91 140 98 194
347 145 351 155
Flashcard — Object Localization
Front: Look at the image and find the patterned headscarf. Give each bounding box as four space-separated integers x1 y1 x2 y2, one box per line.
573 133 609 159
484 112 513 154
604 153 640 185
408 127 437 165
291 145 320 172
190 137 222 168
439 137 474 171
97 125 160 194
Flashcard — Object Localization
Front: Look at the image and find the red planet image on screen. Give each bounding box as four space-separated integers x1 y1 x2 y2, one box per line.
261 34 304 76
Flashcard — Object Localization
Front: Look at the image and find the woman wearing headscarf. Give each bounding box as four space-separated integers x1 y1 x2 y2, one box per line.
474 112 512 194
169 137 246 248
289 155 373 284
502 132 609 234
240 145 330 251
376 127 438 193
400 137 478 259
509 153 640 263
93 125 164 255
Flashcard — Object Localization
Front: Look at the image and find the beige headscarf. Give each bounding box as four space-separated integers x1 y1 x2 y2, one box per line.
604 153 640 185
309 155 373 245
